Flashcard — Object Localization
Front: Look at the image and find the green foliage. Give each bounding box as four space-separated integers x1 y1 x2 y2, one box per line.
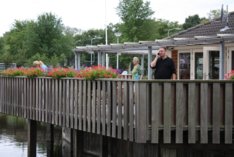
117 0 154 41
183 14 202 29
2 13 74 67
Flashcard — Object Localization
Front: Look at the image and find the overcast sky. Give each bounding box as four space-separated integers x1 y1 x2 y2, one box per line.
0 0 234 36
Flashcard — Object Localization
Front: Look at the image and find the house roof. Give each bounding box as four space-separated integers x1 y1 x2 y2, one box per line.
171 12 234 38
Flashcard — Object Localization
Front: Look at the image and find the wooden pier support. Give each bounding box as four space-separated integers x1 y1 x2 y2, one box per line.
46 124 54 157
27 120 37 157
62 127 73 157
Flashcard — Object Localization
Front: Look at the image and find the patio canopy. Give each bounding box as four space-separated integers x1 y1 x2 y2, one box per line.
74 34 234 79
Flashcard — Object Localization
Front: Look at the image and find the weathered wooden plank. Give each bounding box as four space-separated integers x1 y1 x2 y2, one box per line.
58 79 62 126
212 83 221 143
35 78 38 121
74 80 78 129
151 83 162 143
0 78 2 113
41 79 45 122
66 79 70 128
97 81 101 134
188 83 197 144
111 81 117 138
48 79 52 123
92 81 96 133
24 78 27 118
129 82 134 141
70 80 74 128
225 83 233 144
45 79 49 123
62 79 66 127
106 81 111 137
38 79 42 121
136 82 147 143
117 81 122 139
176 83 185 143
163 83 172 144
87 81 91 132
123 81 128 140
32 78 36 120
51 79 55 124
78 80 83 130
101 81 106 135
200 83 208 143
83 80 87 131
55 79 59 125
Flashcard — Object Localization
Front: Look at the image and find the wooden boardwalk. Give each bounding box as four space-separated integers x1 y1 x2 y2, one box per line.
0 77 233 144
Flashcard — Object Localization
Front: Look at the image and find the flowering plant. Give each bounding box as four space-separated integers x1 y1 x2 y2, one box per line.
224 70 234 80
23 68 44 78
76 65 118 80
1 67 44 78
47 67 78 79
1 68 25 77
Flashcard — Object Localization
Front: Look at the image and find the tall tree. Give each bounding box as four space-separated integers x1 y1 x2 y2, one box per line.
3 13 75 67
183 14 202 29
117 0 154 41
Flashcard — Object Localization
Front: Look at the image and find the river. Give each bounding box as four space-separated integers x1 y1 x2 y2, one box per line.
0 114 62 157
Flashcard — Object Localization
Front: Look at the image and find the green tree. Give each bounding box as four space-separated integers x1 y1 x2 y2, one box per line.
117 0 154 41
183 14 202 29
3 13 75 67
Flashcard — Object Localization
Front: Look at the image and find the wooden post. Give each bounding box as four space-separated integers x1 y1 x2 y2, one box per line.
46 124 54 157
62 127 73 157
27 120 37 157
74 130 83 157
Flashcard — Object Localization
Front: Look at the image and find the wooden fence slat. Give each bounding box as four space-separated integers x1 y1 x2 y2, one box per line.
24 78 27 118
62 79 66 127
66 80 70 128
38 79 42 121
176 83 185 143
70 80 74 128
106 81 111 137
83 80 87 131
97 81 101 134
188 83 197 144
58 80 62 126
78 80 82 130
200 83 208 144
136 82 147 143
123 82 128 140
55 79 58 125
45 79 48 123
117 81 122 139
151 83 162 143
225 83 233 144
129 82 134 141
111 81 117 138
212 83 221 143
92 81 96 133
101 81 106 135
87 81 91 132
51 79 55 124
74 80 78 129
163 83 172 144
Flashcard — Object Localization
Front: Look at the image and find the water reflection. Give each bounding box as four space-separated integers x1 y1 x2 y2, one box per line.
0 114 62 157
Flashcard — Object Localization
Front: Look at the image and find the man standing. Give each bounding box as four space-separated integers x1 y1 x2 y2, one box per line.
150 47 176 80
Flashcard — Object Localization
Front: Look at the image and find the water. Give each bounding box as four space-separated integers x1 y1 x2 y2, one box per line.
0 114 62 157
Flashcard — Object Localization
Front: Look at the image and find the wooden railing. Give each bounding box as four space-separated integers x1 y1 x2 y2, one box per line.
0 77 233 144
